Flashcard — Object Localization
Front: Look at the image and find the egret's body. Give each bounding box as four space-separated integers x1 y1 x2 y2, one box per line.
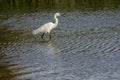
32 13 60 40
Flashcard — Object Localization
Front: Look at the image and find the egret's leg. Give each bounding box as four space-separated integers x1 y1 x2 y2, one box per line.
41 33 45 40
49 33 52 40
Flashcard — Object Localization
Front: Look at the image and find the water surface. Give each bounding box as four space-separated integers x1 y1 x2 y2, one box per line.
0 0 120 80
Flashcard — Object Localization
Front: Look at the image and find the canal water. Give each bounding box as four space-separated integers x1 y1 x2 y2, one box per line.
0 0 120 80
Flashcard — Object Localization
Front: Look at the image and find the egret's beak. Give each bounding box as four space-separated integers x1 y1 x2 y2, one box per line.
61 13 66 17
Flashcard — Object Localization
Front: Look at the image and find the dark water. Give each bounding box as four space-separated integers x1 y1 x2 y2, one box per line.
0 0 120 80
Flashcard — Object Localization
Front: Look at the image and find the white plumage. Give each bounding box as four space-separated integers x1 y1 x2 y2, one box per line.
32 13 60 40
32 22 54 35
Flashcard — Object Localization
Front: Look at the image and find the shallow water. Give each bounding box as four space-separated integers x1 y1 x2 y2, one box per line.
0 0 120 80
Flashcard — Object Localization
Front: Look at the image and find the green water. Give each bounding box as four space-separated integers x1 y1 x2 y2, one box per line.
0 0 120 13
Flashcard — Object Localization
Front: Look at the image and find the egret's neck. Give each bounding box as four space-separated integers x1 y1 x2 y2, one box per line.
54 15 58 26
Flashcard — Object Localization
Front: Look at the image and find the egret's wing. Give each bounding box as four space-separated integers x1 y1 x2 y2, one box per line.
32 22 54 35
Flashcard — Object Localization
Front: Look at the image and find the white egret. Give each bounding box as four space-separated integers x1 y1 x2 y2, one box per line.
32 13 60 40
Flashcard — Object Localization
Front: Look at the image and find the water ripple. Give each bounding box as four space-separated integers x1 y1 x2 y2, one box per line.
0 11 120 80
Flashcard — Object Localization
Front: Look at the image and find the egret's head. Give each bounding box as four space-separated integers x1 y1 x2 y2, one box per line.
55 13 60 16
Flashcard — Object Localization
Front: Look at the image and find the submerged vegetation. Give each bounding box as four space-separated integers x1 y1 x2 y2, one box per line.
0 0 120 13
